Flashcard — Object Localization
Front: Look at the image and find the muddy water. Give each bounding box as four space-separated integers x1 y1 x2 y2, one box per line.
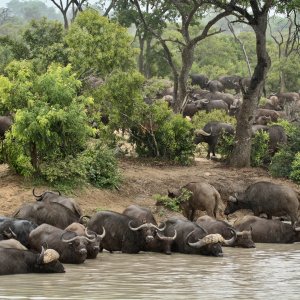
0 244 300 299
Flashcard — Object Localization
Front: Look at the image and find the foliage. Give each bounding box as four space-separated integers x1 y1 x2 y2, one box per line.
269 147 295 178
4 63 93 178
269 121 300 181
65 9 137 78
22 18 67 73
153 188 192 212
83 141 121 189
250 130 270 167
142 77 173 99
129 101 195 165
192 110 236 131
92 70 145 132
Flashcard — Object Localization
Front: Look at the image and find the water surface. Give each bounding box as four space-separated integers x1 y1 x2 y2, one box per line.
0 244 300 299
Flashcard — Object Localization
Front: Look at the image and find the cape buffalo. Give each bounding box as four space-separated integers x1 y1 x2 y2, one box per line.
13 201 81 229
168 182 221 221
0 247 65 275
162 218 236 256
234 215 300 243
194 121 235 159
0 217 38 248
87 210 159 254
190 74 209 89
65 222 105 259
0 116 13 140
218 75 242 94
225 181 300 230
207 80 224 93
122 205 177 254
196 215 255 248
33 189 83 218
29 224 94 264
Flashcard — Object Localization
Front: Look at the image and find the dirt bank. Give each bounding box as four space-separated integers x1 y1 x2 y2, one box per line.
1 157 299 222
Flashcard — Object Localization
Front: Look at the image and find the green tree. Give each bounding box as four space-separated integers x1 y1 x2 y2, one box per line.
65 9 137 78
22 18 68 73
3 62 93 177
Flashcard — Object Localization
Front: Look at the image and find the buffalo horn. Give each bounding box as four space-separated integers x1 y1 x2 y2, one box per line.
3 227 17 239
195 129 211 136
37 246 45 264
187 233 225 248
43 249 60 264
84 227 97 239
61 232 81 243
157 229 177 241
149 222 166 231
201 98 209 104
32 188 43 198
128 220 153 231
221 228 237 246
98 227 106 239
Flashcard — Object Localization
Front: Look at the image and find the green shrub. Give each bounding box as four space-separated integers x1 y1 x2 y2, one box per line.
83 142 121 189
290 152 300 183
192 109 236 130
153 188 192 212
130 101 195 165
269 147 294 178
251 130 270 167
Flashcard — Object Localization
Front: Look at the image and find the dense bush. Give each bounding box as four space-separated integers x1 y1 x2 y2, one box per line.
290 152 300 183
129 101 195 165
83 142 121 189
269 148 294 178
250 130 270 167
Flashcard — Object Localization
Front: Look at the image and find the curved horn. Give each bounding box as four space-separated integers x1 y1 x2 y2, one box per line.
32 188 43 198
188 233 225 248
98 227 106 239
148 222 166 231
222 228 237 246
195 129 211 136
84 227 97 239
128 220 152 231
61 232 81 243
3 227 17 239
201 98 209 104
157 229 177 241
37 246 45 264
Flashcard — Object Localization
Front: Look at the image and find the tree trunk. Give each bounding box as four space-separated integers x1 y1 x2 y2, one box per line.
30 142 38 173
144 37 152 78
63 12 69 30
138 34 145 75
279 70 286 92
229 14 271 168
173 45 195 113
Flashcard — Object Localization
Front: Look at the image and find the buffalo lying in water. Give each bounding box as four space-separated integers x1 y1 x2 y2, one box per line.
0 247 65 275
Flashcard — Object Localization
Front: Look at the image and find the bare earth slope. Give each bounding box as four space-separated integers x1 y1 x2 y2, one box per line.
0 157 299 221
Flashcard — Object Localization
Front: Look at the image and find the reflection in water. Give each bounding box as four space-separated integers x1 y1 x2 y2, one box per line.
0 244 300 299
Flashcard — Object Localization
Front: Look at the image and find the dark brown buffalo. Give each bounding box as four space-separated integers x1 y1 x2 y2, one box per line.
207 80 224 93
255 108 280 122
65 222 105 259
189 74 209 89
33 189 83 218
29 224 94 264
225 181 300 230
122 205 176 254
0 217 37 248
13 201 81 229
196 99 229 113
162 218 236 256
194 121 235 159
87 210 158 254
218 75 242 94
0 116 13 139
234 215 300 243
0 247 65 275
196 215 255 248
168 182 221 221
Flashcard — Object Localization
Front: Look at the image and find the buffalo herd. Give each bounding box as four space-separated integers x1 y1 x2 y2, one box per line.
1 178 300 276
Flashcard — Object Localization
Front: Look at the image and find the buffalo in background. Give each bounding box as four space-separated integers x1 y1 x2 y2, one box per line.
168 182 222 221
